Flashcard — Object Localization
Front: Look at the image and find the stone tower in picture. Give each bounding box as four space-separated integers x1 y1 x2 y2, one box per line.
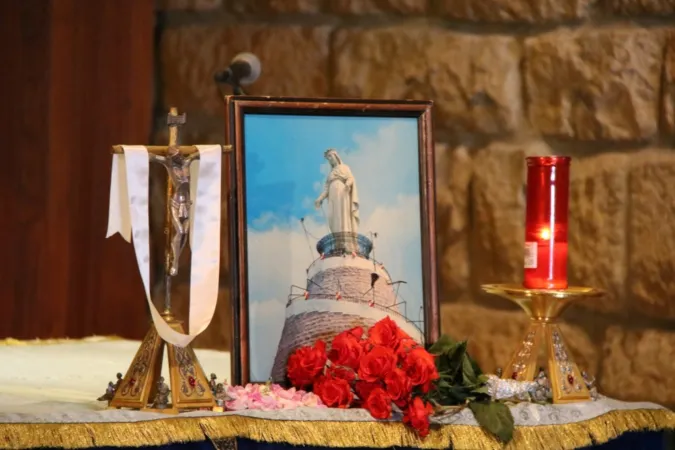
270 149 424 382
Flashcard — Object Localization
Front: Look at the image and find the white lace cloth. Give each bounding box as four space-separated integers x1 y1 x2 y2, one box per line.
0 338 668 427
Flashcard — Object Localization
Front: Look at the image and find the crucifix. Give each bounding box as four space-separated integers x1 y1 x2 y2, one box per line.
155 109 195 279
108 107 230 413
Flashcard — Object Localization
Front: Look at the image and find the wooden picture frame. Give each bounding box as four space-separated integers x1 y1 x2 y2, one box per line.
225 96 439 385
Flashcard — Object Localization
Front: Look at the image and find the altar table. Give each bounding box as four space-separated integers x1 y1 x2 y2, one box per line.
0 337 673 450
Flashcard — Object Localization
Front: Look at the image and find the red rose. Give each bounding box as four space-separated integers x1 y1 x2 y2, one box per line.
363 387 392 420
347 326 365 340
384 368 412 403
368 317 407 349
287 340 327 388
329 327 364 370
358 346 397 382
395 338 419 363
403 397 434 437
404 348 439 393
327 366 356 384
314 376 353 408
355 380 382 402
394 395 411 409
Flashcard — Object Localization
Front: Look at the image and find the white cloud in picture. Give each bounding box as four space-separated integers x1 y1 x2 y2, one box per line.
246 217 322 382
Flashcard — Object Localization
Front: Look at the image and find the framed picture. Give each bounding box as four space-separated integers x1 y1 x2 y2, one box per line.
226 97 439 385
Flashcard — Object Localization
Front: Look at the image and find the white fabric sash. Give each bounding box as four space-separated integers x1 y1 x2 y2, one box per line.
106 145 222 347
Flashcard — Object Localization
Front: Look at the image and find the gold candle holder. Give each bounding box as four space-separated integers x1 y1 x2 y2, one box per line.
481 284 603 404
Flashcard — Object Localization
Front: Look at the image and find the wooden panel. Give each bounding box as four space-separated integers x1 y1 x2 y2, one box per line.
0 0 155 340
0 0 52 338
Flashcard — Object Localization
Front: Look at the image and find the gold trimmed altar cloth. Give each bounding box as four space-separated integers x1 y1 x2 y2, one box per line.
0 408 674 450
0 337 673 450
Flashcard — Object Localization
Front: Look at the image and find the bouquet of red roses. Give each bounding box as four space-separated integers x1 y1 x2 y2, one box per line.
286 316 439 437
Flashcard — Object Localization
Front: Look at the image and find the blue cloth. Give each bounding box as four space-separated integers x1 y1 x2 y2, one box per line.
236 433 673 450
36 431 673 450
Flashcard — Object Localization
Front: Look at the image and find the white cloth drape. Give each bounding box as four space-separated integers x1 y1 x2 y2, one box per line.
0 337 666 426
106 145 222 347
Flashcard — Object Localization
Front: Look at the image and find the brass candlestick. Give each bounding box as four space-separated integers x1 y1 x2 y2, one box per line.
481 284 603 404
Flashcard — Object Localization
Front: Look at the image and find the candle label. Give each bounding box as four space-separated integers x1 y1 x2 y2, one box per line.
524 242 538 269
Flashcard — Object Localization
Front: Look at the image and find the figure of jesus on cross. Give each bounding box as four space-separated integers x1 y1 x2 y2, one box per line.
150 110 197 276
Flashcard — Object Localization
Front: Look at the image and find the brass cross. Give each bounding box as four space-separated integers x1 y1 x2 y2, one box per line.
111 107 232 155
110 106 232 317
166 107 186 147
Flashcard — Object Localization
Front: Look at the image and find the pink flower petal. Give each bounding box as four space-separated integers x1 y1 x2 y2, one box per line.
222 383 324 412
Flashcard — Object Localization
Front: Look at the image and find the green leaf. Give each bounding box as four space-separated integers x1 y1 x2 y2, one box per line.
435 356 452 375
469 354 484 376
447 341 467 380
435 343 464 379
468 401 515 443
435 385 475 405
462 355 477 385
471 385 490 395
432 336 493 405
444 389 470 404
428 334 457 355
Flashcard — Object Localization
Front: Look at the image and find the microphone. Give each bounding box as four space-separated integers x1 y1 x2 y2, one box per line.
213 52 261 87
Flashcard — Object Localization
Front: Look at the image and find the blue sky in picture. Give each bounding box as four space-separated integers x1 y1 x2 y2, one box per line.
243 113 424 381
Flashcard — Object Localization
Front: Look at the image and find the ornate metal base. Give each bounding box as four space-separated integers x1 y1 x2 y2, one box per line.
481 284 603 404
109 315 216 411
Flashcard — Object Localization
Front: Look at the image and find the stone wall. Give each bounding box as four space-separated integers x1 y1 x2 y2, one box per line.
154 0 675 407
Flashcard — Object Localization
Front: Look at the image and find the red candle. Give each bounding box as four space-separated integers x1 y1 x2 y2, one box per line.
523 156 570 290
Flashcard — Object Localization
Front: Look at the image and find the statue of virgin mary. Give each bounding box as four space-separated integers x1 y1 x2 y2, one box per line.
314 149 360 234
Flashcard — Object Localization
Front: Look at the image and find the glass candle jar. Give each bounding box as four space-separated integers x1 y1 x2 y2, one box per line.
523 156 570 290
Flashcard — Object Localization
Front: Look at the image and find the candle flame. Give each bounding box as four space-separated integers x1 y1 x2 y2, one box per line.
539 228 551 240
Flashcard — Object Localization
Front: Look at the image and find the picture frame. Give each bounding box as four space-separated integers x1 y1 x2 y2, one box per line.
225 96 439 385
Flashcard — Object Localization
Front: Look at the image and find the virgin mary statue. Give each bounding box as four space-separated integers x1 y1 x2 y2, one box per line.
314 149 360 234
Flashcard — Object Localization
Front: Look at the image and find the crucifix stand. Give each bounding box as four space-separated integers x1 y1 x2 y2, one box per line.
108 107 230 413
